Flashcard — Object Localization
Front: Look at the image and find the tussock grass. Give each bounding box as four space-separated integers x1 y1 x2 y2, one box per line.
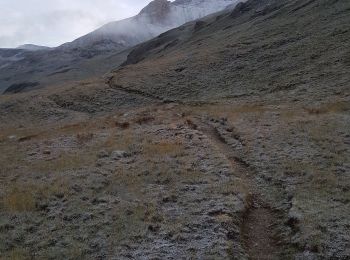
1 178 69 213
207 176 248 196
0 127 43 143
304 101 350 115
0 145 26 176
110 161 181 197
280 108 304 120
30 152 96 173
177 169 206 184
310 171 338 191
187 103 268 123
142 139 185 159
1 120 139 176
109 168 145 196
135 115 155 125
5 247 29 260
67 242 85 260
112 203 159 243
115 121 130 129
76 132 94 145
284 160 340 192
103 128 139 153
2 186 36 212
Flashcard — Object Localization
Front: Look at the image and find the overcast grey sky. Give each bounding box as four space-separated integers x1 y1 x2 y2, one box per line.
0 0 153 48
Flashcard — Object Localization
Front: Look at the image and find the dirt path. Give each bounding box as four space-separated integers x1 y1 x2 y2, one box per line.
196 119 283 259
241 198 281 260
106 76 173 103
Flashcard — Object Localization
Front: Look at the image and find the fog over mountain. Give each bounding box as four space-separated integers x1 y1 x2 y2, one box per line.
0 0 153 48
17 44 51 51
0 0 240 94
61 0 239 51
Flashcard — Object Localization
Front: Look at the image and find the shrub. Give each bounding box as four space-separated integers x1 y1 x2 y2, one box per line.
135 115 155 125
115 121 130 129
76 132 94 144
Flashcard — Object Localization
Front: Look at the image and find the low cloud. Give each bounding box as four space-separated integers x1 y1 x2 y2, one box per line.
0 0 152 48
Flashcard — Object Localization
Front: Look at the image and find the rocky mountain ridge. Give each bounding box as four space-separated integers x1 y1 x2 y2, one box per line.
16 44 51 51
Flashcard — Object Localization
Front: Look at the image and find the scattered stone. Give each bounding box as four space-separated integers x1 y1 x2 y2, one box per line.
162 195 178 203
82 213 94 222
111 150 129 160
148 225 160 233
97 150 109 158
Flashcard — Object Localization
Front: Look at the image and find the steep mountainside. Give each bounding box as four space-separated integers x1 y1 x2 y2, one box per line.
111 0 349 103
61 0 237 51
0 0 238 94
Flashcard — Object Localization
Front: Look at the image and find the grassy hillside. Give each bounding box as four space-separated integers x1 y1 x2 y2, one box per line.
0 0 349 258
111 0 349 103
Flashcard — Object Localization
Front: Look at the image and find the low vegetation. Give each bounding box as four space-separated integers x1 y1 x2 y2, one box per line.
2 186 36 212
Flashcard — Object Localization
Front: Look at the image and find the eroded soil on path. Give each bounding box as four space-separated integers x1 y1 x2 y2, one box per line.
196 118 291 259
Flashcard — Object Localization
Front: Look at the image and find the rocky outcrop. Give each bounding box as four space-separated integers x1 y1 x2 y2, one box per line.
139 0 172 24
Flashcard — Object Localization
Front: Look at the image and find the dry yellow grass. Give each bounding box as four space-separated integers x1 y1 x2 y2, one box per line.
2 186 36 212
186 103 269 123
103 128 138 152
0 119 137 177
76 132 94 145
304 101 350 115
0 127 43 143
1 177 70 213
109 167 144 196
112 203 157 243
3 248 29 260
30 152 96 173
207 176 248 196
142 139 185 159
0 144 26 176
284 159 340 193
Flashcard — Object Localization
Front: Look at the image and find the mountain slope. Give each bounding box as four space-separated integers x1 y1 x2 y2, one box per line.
0 0 349 258
17 44 51 51
0 0 239 94
104 1 350 256
61 0 238 51
111 0 350 103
